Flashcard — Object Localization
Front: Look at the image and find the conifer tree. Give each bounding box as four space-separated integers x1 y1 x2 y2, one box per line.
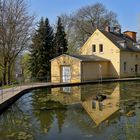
54 17 68 56
29 17 54 81
29 33 40 79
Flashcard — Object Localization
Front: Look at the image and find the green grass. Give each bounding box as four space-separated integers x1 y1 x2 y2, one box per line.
2 85 14 89
1 84 19 89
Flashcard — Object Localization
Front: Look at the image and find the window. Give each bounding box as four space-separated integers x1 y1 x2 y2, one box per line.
92 44 96 52
119 42 126 48
99 44 103 52
124 62 127 72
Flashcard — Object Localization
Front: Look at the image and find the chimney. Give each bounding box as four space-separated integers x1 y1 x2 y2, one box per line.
113 26 121 34
105 25 110 32
123 31 137 42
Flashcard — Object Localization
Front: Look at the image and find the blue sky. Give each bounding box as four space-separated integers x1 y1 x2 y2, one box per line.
29 0 140 34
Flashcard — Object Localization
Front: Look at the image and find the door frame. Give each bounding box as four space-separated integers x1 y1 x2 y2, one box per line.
60 65 71 83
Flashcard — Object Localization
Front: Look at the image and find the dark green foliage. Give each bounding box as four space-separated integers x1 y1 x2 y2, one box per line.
53 17 68 56
29 17 54 81
29 17 68 81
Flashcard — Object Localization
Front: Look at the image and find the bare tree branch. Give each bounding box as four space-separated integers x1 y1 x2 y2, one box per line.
60 2 120 54
0 0 35 84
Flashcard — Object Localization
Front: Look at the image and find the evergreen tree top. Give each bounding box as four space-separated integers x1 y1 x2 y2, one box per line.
54 17 68 56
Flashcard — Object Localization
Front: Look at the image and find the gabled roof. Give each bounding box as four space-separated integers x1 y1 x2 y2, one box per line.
50 54 110 62
100 30 140 52
69 54 109 62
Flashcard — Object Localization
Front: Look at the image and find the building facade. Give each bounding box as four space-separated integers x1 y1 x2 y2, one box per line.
51 27 140 83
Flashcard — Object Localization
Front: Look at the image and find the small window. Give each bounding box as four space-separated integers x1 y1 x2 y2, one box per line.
124 62 127 72
92 44 96 52
120 42 126 48
99 44 103 52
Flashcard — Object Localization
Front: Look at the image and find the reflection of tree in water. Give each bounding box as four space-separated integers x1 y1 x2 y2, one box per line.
34 110 54 133
66 105 96 133
0 100 35 139
0 87 68 139
56 109 67 133
33 104 67 134
109 109 140 140
31 88 67 134
109 81 140 140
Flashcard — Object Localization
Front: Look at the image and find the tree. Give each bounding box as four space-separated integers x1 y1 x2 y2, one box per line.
61 2 120 54
0 0 35 85
29 17 54 81
20 53 31 82
53 17 68 56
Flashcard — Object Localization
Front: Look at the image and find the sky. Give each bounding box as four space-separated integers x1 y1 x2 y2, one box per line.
29 0 140 34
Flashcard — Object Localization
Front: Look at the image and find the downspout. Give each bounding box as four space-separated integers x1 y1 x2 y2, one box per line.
80 61 83 82
119 50 121 79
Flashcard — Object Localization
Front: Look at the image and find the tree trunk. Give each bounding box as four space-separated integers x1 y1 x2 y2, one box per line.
3 61 7 85
3 70 6 85
7 63 11 85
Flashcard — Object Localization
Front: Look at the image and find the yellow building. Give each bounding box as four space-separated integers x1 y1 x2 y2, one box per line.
51 27 140 83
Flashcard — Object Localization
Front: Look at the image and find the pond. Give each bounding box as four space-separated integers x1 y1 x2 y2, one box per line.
1 81 140 140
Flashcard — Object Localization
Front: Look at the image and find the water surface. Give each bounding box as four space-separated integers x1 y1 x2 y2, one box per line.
1 81 140 140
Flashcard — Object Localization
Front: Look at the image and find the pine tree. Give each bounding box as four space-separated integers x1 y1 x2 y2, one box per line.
54 17 68 56
37 18 54 80
29 17 54 81
29 33 40 79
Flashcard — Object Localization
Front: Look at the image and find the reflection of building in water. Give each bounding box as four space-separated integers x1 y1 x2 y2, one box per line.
82 84 120 126
51 86 81 105
62 87 71 93
51 83 120 126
